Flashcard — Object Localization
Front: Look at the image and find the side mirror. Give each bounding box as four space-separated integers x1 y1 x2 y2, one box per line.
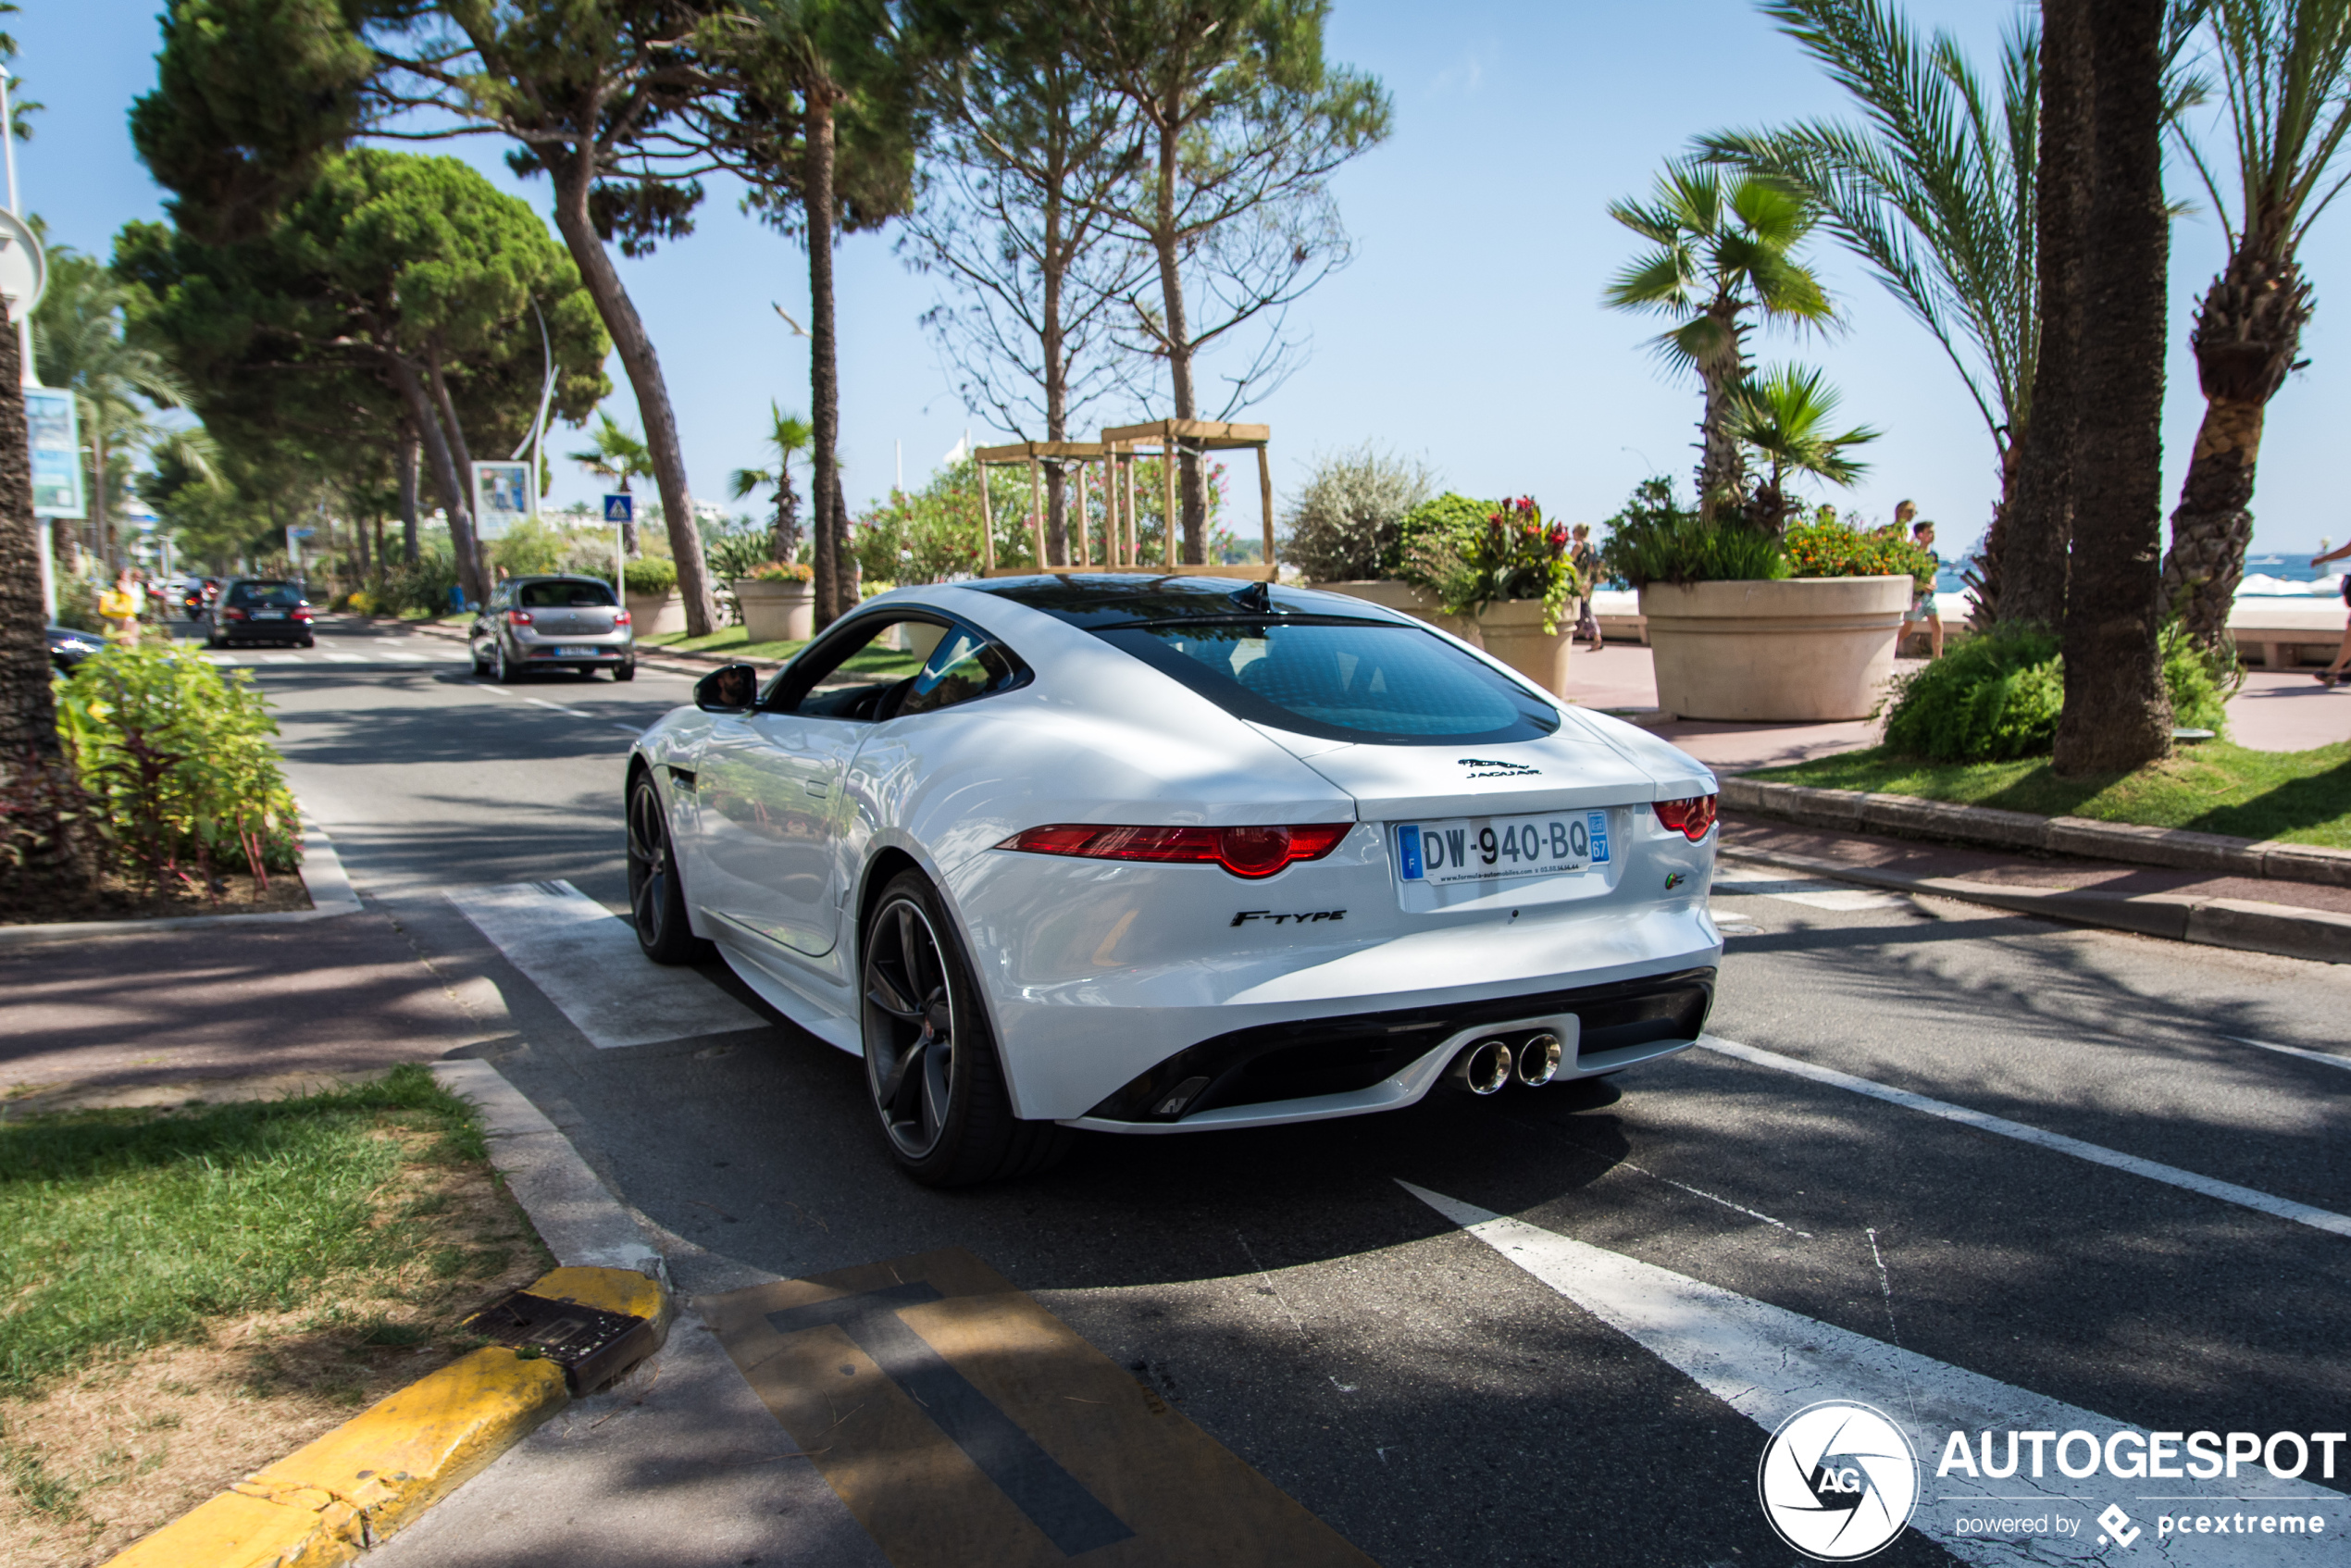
695 663 759 713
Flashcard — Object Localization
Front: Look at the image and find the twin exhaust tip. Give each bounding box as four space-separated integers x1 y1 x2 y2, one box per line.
1450 1032 1563 1095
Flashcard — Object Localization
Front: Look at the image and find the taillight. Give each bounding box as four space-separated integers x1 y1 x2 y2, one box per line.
999 822 1351 878
506 609 533 626
613 609 631 627
225 607 246 621
293 607 313 620
1653 794 1718 841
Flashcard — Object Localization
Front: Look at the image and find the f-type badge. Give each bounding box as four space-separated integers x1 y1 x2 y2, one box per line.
1231 909 1347 928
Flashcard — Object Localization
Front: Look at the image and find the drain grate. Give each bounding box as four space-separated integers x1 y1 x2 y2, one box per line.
465 1290 658 1393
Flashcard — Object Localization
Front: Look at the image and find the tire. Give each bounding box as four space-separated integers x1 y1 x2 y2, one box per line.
860 871 1070 1187
298 638 315 648
491 640 515 684
626 772 713 964
205 628 221 649
612 658 636 681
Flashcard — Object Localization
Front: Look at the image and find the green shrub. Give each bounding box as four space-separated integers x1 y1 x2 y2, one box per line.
55 643 302 891
374 556 460 618
53 574 105 633
742 560 813 582
1783 509 1936 588
622 557 678 596
1598 478 1788 588
1883 625 2064 762
1390 493 1495 579
1884 621 2230 762
1402 496 1584 631
1282 444 1435 582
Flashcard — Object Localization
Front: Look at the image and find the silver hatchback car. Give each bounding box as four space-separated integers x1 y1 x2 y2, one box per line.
470 575 636 682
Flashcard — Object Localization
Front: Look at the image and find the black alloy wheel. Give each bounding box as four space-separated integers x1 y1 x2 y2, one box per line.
626 773 709 964
859 871 1069 1186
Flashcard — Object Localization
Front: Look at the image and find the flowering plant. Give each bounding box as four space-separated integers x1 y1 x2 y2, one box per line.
1412 495 1585 633
1781 505 1936 591
742 560 815 583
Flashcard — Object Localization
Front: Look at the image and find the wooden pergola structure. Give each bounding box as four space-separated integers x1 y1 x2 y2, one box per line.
973 420 1275 580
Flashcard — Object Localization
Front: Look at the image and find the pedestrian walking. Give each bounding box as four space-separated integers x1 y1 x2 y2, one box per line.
1897 500 1943 661
98 567 143 648
1569 523 1604 651
2311 538 2351 687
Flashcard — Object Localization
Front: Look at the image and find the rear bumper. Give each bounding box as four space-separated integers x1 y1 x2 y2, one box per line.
1066 966 1714 1133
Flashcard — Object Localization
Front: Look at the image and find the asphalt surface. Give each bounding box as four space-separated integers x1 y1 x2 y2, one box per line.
222 616 2351 1567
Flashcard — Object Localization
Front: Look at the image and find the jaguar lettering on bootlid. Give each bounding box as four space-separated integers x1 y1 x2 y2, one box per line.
1230 910 1349 927
1458 756 1541 778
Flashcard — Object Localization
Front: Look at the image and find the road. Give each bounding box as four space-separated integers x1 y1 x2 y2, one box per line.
219 615 2351 1566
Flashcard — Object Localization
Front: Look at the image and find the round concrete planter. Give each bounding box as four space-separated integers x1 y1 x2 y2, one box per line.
1306 579 1478 641
1474 597 1572 696
1639 576 1911 721
733 578 815 643
625 590 687 638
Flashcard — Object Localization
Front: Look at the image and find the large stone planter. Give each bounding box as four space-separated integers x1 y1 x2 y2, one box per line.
1307 579 1478 641
733 578 815 643
1640 576 1911 721
1474 597 1572 696
625 590 687 638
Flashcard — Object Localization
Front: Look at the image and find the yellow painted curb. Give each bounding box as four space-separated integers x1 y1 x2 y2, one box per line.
105 1267 665 1568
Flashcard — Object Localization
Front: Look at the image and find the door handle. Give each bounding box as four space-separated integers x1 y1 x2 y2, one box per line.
804 780 828 797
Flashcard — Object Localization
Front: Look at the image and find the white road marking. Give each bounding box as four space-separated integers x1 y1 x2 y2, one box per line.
444 879 764 1050
320 652 366 663
1699 1035 2351 1240
378 651 428 663
202 653 235 666
1713 877 1906 912
1400 1183 2346 1565
525 696 592 719
611 726 643 738
255 653 306 664
2228 1035 2351 1074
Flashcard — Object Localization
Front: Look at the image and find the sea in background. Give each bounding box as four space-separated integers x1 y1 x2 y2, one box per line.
1934 553 2344 597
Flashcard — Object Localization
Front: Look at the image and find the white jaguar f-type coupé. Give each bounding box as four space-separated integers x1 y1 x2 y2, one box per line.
625 574 1721 1185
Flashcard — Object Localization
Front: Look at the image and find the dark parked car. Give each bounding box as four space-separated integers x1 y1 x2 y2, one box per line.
47 625 103 673
470 575 635 682
205 579 315 648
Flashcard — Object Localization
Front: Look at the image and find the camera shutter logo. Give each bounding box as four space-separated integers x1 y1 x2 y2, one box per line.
1757 1400 1920 1561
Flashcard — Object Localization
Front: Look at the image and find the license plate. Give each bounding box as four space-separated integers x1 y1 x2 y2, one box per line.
1396 812 1610 887
255 609 287 619
555 645 600 657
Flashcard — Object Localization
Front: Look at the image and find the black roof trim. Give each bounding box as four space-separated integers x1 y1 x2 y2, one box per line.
967 573 1394 629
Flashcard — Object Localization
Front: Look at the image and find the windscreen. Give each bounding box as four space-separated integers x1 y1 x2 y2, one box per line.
518 580 616 608
228 581 302 606
1099 619 1560 745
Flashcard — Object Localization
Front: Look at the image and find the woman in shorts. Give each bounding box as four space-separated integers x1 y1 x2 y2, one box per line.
2314 539 2351 687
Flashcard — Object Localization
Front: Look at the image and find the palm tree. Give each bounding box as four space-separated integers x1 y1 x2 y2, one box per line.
31 249 189 572
1728 365 1881 533
2159 0 2351 648
1603 161 1837 522
567 411 653 556
1699 0 2036 605
728 403 815 563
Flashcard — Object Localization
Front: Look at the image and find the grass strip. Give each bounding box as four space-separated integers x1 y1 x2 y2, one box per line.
1747 740 2351 848
0 1065 491 1396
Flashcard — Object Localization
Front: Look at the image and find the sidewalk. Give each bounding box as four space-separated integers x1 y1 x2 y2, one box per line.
1720 814 2351 963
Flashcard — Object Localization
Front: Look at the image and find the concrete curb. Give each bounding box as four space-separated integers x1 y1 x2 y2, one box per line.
0 816 365 946
1717 845 2351 964
1719 777 2351 889
102 1062 673 1568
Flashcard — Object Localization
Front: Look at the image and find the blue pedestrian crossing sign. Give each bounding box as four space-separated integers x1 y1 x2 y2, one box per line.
603 493 634 525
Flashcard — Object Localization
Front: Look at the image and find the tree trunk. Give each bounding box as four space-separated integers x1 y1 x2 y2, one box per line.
547 156 718 636
1964 438 2019 629
770 464 802 564
89 426 112 573
425 341 485 595
384 352 485 607
397 418 421 564
0 302 56 759
833 469 854 602
2053 0 2171 776
1149 115 1205 563
2159 250 2313 646
1694 308 1748 524
2003 0 2091 629
806 87 847 626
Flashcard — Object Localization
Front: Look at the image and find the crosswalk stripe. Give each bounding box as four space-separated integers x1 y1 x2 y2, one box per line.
1401 1183 2348 1565
1699 1035 2351 1239
320 653 365 663
444 878 764 1050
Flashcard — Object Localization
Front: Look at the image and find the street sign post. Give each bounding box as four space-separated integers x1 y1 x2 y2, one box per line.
603 493 632 592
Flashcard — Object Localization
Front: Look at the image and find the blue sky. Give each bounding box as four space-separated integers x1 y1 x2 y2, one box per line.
19 0 2351 559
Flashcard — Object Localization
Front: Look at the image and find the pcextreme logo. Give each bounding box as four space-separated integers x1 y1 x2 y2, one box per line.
1758 1401 1922 1562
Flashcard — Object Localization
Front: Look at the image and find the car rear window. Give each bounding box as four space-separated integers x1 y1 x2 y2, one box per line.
518 581 616 608
228 581 302 606
1100 619 1560 745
